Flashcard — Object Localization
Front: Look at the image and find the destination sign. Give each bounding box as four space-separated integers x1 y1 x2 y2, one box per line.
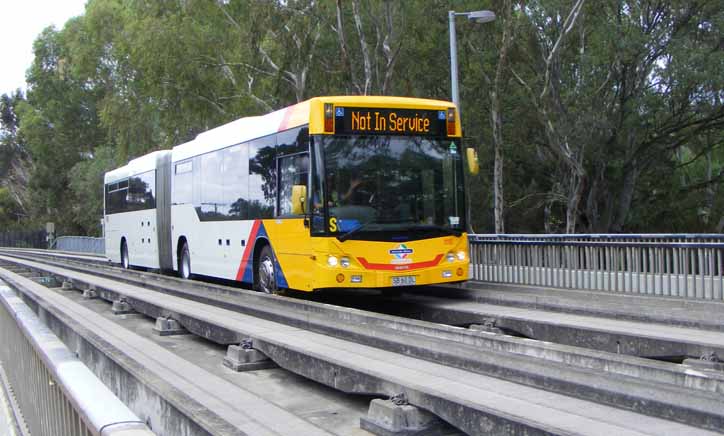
334 107 447 137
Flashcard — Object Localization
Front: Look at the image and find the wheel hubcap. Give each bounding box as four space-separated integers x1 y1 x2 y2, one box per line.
259 255 276 293
181 251 190 278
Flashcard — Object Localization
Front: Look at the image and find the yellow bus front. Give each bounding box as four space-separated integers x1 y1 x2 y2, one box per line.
265 96 469 292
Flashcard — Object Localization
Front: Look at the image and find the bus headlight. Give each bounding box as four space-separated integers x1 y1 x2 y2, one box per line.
327 255 338 267
446 252 455 263
457 251 466 261
340 256 350 268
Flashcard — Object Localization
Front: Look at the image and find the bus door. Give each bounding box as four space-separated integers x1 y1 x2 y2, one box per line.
270 151 315 290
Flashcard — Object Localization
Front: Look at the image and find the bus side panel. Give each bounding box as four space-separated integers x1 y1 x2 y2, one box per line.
171 204 253 280
123 209 161 269
261 218 315 292
105 213 120 262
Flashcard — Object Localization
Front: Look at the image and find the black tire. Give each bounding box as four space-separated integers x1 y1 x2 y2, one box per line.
121 240 129 269
179 242 191 279
256 245 280 294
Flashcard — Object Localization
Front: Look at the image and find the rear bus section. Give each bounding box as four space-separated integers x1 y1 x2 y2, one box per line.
103 151 171 270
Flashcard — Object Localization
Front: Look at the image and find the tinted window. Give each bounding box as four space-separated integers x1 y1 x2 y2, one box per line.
105 183 128 214
278 153 309 216
223 144 248 219
277 127 309 217
105 170 155 214
277 127 307 157
128 171 155 210
249 134 276 218
198 150 225 219
173 160 193 204
310 136 326 234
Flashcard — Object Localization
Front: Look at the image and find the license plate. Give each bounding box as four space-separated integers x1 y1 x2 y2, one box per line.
391 276 416 286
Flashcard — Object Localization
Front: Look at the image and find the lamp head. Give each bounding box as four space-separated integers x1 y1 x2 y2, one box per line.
467 10 496 23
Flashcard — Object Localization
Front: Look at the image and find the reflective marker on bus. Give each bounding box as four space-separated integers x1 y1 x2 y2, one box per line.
104 96 470 293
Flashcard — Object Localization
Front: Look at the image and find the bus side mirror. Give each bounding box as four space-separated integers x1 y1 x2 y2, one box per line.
466 148 480 175
291 185 307 215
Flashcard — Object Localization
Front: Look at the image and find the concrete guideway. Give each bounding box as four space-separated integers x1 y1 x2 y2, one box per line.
431 281 724 331
401 291 724 359
4 252 724 430
8 252 724 401
0 268 335 436
0 257 722 434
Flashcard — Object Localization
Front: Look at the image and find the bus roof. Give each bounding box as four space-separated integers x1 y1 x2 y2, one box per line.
104 150 169 184
172 96 456 162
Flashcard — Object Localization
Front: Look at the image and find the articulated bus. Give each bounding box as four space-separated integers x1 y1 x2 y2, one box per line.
104 96 477 293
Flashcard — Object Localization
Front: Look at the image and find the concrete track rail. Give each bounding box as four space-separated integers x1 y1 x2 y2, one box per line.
0 269 335 436
394 291 724 359
422 281 724 332
1 252 723 434
6 250 724 393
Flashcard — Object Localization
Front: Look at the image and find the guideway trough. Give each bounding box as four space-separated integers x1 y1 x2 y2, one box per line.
0 254 723 435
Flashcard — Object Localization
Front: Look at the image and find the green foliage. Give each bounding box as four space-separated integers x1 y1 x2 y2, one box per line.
3 0 722 235
68 146 116 235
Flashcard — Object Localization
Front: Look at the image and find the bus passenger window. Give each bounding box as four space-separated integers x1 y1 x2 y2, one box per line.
173 160 193 204
278 153 309 216
222 145 248 220
199 151 224 219
248 135 276 218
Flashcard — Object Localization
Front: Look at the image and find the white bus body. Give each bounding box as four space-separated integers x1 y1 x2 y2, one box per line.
169 110 290 280
104 150 172 270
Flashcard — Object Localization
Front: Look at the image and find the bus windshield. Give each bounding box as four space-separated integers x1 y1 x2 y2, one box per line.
319 135 465 240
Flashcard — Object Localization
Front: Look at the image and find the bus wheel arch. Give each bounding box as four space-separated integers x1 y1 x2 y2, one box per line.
177 237 191 279
120 238 129 269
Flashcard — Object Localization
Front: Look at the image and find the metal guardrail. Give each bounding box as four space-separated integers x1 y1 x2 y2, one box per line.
0 283 154 436
51 236 105 255
469 234 724 300
0 230 47 249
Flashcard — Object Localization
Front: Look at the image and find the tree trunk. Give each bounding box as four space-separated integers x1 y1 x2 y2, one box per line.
490 0 513 234
611 163 638 232
565 169 585 233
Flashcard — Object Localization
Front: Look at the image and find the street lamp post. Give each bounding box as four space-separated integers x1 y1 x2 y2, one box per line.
448 10 496 118
448 10 495 234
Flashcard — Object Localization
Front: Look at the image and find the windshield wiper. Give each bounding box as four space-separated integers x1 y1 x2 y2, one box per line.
337 220 377 242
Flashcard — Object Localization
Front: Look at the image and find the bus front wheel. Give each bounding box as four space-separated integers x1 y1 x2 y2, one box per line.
256 245 279 294
179 243 191 279
121 240 129 269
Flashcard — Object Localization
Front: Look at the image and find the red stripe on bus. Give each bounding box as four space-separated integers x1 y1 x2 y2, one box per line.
235 220 261 281
356 254 444 271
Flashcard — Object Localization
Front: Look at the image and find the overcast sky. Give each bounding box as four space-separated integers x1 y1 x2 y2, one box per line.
0 0 87 96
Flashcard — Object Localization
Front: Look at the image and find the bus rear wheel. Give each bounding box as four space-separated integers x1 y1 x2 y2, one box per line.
121 240 129 269
179 242 191 279
256 245 279 294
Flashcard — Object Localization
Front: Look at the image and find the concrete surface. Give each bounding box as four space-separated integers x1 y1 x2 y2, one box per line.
2 258 722 435
0 266 389 435
399 294 724 359
447 281 724 331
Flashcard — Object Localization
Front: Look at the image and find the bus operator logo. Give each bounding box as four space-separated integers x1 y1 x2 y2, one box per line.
389 244 413 264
